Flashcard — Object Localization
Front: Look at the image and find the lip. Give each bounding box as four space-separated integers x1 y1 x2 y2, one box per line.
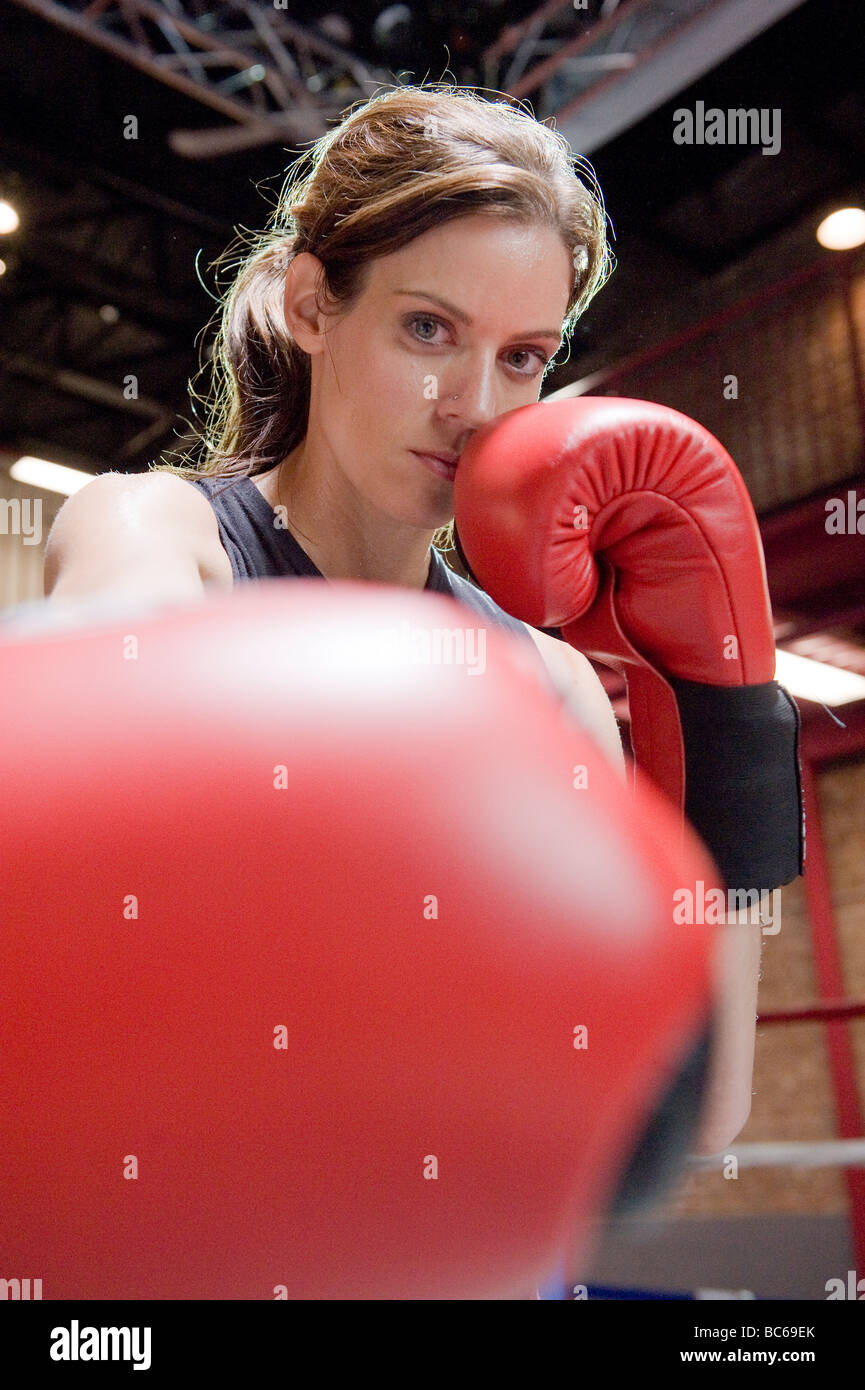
411 450 458 481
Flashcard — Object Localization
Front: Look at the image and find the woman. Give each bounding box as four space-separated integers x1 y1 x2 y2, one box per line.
45 83 759 1171
45 83 622 766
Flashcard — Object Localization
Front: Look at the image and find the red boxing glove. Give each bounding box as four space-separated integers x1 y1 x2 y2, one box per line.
0 581 717 1300
454 397 804 891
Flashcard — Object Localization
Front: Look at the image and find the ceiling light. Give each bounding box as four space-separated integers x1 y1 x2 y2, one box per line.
816 207 865 251
10 456 95 496
775 648 865 706
0 200 20 234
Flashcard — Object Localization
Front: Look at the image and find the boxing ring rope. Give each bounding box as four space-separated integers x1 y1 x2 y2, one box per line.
758 999 865 1025
690 1139 865 1170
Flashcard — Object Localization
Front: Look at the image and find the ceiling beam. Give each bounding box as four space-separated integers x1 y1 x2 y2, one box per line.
555 0 807 154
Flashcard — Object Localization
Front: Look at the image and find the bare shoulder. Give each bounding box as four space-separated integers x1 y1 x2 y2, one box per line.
523 625 625 775
44 469 233 593
51 468 212 532
134 471 233 583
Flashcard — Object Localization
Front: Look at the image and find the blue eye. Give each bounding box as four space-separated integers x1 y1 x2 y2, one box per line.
404 312 550 377
409 314 442 342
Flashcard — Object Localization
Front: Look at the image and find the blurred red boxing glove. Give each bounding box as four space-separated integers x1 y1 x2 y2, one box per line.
453 396 804 893
0 580 718 1300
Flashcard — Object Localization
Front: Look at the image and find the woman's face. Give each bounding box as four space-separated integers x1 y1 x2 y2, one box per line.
286 214 574 531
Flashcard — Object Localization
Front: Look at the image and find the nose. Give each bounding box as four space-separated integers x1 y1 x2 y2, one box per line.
437 354 501 432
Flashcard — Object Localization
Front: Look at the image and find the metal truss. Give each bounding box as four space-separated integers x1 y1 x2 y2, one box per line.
7 0 393 157
482 0 721 117
8 0 724 154
5 0 729 157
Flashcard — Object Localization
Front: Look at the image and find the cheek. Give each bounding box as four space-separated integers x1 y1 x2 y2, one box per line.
352 338 429 428
390 342 442 419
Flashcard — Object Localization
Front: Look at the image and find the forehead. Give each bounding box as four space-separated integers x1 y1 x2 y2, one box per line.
365 215 572 321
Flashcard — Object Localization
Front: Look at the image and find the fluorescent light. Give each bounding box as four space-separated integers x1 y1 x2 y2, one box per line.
816 207 865 251
10 456 95 496
775 648 865 706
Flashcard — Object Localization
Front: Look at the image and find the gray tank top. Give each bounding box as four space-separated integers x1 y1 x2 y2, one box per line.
188 473 547 666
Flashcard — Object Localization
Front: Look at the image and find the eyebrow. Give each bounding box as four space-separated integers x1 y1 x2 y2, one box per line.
393 289 563 344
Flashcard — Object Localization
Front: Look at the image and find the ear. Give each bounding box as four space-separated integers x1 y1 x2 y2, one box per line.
283 252 329 356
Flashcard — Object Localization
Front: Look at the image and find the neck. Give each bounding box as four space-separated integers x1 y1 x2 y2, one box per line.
272 442 436 590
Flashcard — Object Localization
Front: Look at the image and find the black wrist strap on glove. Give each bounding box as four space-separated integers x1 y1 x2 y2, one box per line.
666 675 805 893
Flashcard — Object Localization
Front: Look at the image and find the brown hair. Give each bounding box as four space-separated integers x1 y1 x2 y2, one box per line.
153 81 614 559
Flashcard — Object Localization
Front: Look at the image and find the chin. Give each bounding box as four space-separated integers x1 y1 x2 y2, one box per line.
388 497 453 532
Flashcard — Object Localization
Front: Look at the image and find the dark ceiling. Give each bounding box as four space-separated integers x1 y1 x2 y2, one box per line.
0 0 862 480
